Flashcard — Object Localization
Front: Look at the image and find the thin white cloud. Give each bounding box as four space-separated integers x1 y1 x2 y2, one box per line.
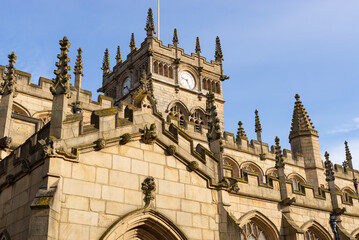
327 117 359 134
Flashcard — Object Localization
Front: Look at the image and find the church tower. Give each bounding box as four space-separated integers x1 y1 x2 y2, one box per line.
99 8 228 131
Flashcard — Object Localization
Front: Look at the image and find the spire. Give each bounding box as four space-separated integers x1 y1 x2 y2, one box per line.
236 121 247 141
74 48 83 76
206 92 222 142
289 94 318 140
275 136 285 169
0 52 17 96
50 36 71 97
324 152 335 182
344 141 353 169
215 36 223 62
101 48 110 74
116 46 122 64
172 28 179 45
145 8 155 37
130 33 136 52
195 37 201 53
255 109 262 133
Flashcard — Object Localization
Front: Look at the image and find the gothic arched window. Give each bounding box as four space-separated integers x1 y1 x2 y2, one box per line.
159 62 163 75
169 66 173 79
190 109 206 131
164 64 168 77
241 222 268 240
168 102 188 127
153 61 159 74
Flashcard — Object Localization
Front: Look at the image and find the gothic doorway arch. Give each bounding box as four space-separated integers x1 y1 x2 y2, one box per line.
100 209 187 240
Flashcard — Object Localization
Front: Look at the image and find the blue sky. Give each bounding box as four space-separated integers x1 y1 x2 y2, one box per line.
1 0 358 168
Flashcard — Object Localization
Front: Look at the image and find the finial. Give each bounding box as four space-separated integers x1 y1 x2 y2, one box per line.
215 36 223 62
344 141 353 169
145 8 155 36
195 37 201 53
275 136 280 147
74 48 83 76
173 28 179 45
295 94 300 101
0 51 17 96
116 46 122 64
324 151 335 182
101 48 110 74
206 91 223 151
130 33 136 52
50 36 71 97
236 121 247 140
255 109 262 133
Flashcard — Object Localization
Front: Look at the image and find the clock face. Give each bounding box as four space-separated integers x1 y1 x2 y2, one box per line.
180 71 195 90
122 77 131 95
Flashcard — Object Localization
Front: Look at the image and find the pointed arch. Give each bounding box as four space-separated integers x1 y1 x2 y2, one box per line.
153 60 159 74
166 100 189 127
0 229 11 240
100 208 187 240
240 161 264 183
32 111 52 126
238 210 280 240
189 107 207 131
287 173 307 193
223 156 240 178
13 102 31 116
301 220 332 240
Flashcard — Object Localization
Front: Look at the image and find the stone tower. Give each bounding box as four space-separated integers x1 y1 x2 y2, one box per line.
289 94 323 192
98 8 228 131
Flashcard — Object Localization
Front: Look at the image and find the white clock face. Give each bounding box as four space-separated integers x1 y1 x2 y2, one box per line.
180 71 195 90
122 77 131 95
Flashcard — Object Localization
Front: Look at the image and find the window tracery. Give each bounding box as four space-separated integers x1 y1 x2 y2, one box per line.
241 222 267 240
168 103 188 127
202 77 221 94
190 109 206 131
153 60 174 79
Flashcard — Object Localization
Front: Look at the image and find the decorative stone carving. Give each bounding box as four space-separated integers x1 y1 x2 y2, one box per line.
38 137 54 158
189 161 199 171
21 158 31 173
101 48 110 75
0 52 17 96
141 176 156 208
0 229 11 240
71 101 83 114
145 8 155 36
324 152 335 182
166 145 177 156
141 123 157 144
116 46 123 64
206 91 223 152
0 136 12 150
281 197 296 206
274 136 285 169
215 36 223 62
94 138 106 151
120 133 132 145
5 174 14 185
50 37 71 97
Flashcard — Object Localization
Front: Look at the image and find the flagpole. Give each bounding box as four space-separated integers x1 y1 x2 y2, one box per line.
157 0 160 40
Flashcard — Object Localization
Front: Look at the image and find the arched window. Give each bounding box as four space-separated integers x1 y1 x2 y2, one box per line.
13 102 30 116
190 108 206 131
168 102 189 127
224 157 240 178
169 66 173 78
212 81 216 93
164 64 168 77
239 211 280 240
153 61 159 74
240 162 264 183
202 78 207 90
216 82 221 94
159 62 163 75
288 174 306 194
342 187 356 204
302 221 332 240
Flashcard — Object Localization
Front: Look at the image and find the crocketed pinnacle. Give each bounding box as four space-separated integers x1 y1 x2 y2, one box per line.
215 36 223 62
195 37 201 53
0 52 17 96
324 151 335 182
145 8 155 36
255 109 262 133
206 92 222 148
173 28 179 45
130 33 136 52
344 141 353 169
50 36 71 97
274 136 285 169
116 46 122 64
236 121 247 140
289 94 318 140
101 48 110 73
74 48 83 76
